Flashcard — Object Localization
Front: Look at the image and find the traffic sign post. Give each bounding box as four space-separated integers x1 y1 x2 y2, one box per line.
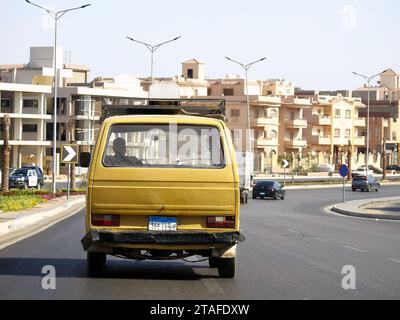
339 164 349 203
61 144 79 200
282 159 289 186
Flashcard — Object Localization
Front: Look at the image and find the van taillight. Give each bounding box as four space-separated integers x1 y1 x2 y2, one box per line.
207 216 235 228
92 214 120 227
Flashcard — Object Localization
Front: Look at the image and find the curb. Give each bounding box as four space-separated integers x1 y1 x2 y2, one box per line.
0 196 85 238
283 182 400 190
331 196 400 221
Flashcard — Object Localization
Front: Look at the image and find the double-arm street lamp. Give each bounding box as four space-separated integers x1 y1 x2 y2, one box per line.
352 70 388 173
126 36 181 99
25 0 91 194
225 57 267 179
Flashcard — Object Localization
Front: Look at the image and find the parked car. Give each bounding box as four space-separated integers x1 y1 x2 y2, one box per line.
351 175 380 192
252 180 285 200
9 168 41 189
386 165 400 172
21 165 44 188
352 167 373 177
315 164 335 173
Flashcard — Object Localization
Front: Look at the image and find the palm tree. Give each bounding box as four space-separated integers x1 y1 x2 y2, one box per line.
1 114 11 192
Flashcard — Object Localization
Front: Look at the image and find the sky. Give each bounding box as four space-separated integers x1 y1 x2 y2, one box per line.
0 0 399 90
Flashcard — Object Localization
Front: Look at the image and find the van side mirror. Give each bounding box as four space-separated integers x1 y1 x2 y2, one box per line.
80 152 91 168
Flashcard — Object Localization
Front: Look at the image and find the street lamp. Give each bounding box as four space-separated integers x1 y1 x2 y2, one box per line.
25 0 91 194
352 69 388 173
225 56 266 180
126 36 181 99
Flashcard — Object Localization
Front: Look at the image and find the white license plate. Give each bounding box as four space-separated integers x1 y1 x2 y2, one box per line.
260 192 266 195
148 216 177 231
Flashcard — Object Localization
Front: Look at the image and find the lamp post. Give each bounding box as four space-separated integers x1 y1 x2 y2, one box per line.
25 0 91 194
225 56 266 181
352 70 388 174
126 36 181 99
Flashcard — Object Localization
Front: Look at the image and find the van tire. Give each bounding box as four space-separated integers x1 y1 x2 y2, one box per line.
217 257 235 278
87 252 106 276
209 257 219 268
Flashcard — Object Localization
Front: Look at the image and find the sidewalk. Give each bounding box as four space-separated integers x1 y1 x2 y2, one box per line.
331 196 400 220
0 195 85 247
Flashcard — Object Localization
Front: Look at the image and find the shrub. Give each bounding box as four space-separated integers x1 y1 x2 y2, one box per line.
0 195 44 212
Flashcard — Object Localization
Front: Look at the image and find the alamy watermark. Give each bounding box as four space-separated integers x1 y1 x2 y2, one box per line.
41 265 56 290
341 265 356 290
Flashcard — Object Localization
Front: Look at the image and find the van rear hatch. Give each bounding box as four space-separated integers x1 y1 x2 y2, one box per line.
88 120 238 232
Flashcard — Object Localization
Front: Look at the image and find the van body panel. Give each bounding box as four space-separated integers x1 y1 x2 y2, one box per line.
83 114 243 256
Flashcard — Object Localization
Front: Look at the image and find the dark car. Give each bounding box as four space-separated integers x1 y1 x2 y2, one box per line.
21 165 44 188
9 168 41 189
352 175 380 192
252 180 285 200
386 165 400 172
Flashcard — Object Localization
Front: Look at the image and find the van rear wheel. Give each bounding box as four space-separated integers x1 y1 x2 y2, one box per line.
217 257 235 278
87 252 106 276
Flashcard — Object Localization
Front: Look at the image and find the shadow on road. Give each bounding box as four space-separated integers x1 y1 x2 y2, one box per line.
0 257 218 280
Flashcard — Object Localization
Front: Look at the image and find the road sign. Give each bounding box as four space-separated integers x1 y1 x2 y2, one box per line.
61 144 78 164
339 164 349 178
282 159 289 168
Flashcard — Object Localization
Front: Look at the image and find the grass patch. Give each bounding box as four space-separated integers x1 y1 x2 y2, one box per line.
0 195 44 212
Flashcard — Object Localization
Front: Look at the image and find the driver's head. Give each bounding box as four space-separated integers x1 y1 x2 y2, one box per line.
113 137 126 156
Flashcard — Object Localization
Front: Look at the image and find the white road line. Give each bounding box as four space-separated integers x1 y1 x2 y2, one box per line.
386 258 400 264
312 237 328 242
286 229 297 233
202 278 225 295
341 245 367 253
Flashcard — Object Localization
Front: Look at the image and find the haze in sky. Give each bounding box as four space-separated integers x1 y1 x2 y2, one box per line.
1 0 399 90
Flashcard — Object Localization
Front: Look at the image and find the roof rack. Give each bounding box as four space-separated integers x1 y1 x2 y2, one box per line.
100 98 226 122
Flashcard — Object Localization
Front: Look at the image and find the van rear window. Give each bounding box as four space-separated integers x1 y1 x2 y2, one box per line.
102 123 225 168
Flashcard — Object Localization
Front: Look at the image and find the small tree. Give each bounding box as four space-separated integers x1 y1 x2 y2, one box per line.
1 114 11 192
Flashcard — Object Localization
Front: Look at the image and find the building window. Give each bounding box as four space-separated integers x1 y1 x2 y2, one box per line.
223 88 234 96
1 99 11 108
345 110 351 118
345 129 350 138
207 88 212 96
22 124 37 132
270 130 277 139
334 129 340 137
269 109 278 118
231 109 240 117
187 68 193 79
23 99 38 108
335 109 341 118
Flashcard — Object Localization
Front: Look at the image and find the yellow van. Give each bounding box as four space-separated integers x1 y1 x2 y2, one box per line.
80 113 244 278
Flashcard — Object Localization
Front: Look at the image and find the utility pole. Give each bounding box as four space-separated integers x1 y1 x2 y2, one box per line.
347 140 352 181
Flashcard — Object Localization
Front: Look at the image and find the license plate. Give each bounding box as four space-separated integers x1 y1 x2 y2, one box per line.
148 216 177 231
260 192 266 195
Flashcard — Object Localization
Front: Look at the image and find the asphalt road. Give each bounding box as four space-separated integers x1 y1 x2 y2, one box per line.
0 186 399 300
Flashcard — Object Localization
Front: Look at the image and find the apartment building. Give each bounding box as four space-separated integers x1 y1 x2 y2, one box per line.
0 47 148 176
303 94 365 165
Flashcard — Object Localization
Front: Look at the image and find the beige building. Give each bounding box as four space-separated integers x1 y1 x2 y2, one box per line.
303 94 365 166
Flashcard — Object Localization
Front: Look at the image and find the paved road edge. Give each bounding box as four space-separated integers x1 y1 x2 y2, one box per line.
0 196 85 250
330 196 400 221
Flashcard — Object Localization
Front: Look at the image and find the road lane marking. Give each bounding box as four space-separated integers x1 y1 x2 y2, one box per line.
341 245 367 253
311 237 328 242
386 258 400 264
202 278 225 295
286 229 297 233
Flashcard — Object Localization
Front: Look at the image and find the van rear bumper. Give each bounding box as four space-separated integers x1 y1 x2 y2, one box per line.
81 229 245 251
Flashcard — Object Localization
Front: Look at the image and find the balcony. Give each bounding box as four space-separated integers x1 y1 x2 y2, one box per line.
353 118 366 127
333 137 350 145
286 119 307 128
255 138 278 147
310 114 331 125
353 136 366 146
284 139 307 148
251 117 279 127
310 135 331 145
